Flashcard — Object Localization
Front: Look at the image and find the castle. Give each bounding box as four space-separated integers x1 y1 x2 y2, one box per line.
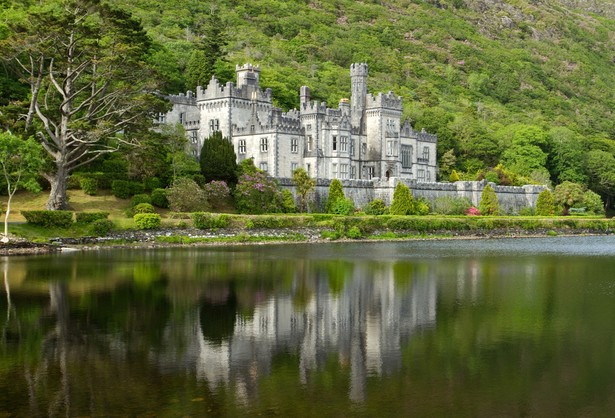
160 63 438 182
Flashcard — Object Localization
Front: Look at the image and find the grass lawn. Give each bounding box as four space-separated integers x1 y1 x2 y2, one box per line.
1 189 132 222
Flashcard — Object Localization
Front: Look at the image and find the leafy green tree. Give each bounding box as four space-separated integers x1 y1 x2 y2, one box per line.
185 9 228 89
479 184 499 215
199 130 238 186
389 182 414 215
546 127 587 185
1 0 168 209
0 133 44 242
439 149 457 179
580 190 605 215
326 179 345 214
585 150 615 210
535 189 555 216
553 181 584 216
292 167 315 213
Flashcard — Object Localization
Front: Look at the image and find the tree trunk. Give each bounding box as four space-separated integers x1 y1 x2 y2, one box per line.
46 165 70 210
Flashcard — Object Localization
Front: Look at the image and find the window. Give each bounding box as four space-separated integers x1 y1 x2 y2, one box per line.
426 170 431 181
307 135 313 151
157 113 166 124
209 118 219 131
386 140 395 156
291 162 298 173
350 139 355 156
238 140 246 154
350 165 356 179
332 135 337 151
291 137 298 153
306 163 311 176
179 112 186 124
340 164 348 179
260 137 268 153
190 131 198 144
422 146 429 161
401 145 412 168
250 125 255 133
362 143 367 155
306 124 312 131
341 136 348 152
332 163 338 179
367 166 374 180
417 169 425 181
260 162 268 173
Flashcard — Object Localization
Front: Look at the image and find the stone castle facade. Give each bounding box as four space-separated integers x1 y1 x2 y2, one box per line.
160 63 438 182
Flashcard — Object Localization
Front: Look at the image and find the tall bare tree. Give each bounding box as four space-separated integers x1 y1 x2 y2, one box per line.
1 0 168 209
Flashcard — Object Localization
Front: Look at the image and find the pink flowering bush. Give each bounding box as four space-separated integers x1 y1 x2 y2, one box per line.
466 206 481 216
203 180 231 209
234 172 283 214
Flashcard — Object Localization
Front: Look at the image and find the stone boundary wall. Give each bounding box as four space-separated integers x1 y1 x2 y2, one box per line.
278 177 546 213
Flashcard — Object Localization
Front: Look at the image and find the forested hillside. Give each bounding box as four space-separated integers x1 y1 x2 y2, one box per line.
1 0 614 207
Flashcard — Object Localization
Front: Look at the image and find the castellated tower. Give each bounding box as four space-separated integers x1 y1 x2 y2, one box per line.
350 63 368 132
236 63 260 87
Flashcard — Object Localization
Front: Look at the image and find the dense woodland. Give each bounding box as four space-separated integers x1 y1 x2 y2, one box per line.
0 0 614 210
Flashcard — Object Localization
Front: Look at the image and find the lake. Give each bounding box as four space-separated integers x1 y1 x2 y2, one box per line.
1 236 615 417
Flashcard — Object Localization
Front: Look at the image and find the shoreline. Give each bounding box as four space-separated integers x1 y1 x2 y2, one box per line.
2 227 612 255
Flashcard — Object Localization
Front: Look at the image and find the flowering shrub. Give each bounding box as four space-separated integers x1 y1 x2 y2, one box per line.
234 172 283 214
203 180 231 209
466 206 481 216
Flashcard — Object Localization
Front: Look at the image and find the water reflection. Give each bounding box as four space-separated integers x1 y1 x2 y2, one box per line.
1 237 615 416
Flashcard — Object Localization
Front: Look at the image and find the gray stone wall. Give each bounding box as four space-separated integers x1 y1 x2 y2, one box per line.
278 177 546 213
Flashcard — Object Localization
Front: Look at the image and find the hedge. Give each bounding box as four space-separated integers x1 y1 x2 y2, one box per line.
75 211 110 224
134 213 161 230
192 212 230 229
22 210 73 228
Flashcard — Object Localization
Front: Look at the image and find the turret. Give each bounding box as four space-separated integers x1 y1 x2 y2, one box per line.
350 63 368 131
300 86 311 105
236 63 260 88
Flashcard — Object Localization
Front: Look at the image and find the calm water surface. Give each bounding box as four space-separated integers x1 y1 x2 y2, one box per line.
1 236 615 417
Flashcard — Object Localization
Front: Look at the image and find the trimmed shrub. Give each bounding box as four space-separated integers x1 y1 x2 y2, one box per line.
112 180 132 199
326 179 345 213
151 188 169 208
432 196 472 215
449 170 460 182
88 219 114 236
479 184 499 215
75 211 109 224
143 177 162 192
330 197 355 216
192 212 230 229
133 203 155 214
390 183 414 215
248 215 297 229
581 190 605 215
364 199 388 215
131 194 152 207
346 226 363 239
535 189 555 216
22 210 73 228
79 176 97 196
134 213 161 230
414 197 430 215
166 177 209 212
281 190 296 213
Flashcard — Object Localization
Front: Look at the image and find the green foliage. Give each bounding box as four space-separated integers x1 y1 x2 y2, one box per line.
235 171 283 214
79 177 97 196
449 170 460 182
281 189 296 213
133 203 155 214
88 219 114 236
292 167 315 213
479 184 499 215
580 190 605 215
22 210 73 228
75 211 110 224
166 177 208 212
151 188 169 208
112 180 143 199
133 213 161 230
203 180 231 209
432 196 472 215
326 179 345 213
535 189 555 216
131 194 152 207
346 226 363 239
192 212 230 229
330 198 355 216
200 131 238 186
390 182 414 216
414 197 431 215
364 199 388 215
554 181 585 215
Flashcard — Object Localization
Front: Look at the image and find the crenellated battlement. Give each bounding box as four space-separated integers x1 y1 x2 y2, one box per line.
300 100 328 113
365 91 403 110
166 91 197 105
350 62 368 77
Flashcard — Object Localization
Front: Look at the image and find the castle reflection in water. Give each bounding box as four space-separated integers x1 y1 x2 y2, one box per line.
155 265 437 403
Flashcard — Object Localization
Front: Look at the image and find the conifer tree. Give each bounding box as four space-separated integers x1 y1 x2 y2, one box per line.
199 131 237 186
326 179 345 213
390 182 414 215
535 189 555 216
479 184 499 215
